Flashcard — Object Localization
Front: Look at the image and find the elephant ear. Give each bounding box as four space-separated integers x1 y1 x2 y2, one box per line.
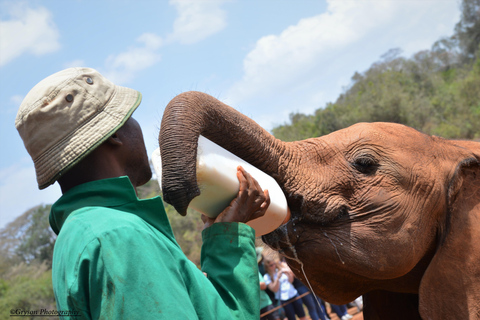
419 157 480 318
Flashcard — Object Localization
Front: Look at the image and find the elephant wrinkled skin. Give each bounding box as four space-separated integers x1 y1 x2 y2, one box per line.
159 91 480 320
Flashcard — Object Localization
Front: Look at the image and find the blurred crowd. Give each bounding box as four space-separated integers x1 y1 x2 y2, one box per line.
256 247 363 320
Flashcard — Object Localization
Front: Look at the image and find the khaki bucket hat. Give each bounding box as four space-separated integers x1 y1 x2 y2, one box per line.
15 67 142 189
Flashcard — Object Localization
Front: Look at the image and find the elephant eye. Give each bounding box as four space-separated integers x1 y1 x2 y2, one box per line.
352 156 378 175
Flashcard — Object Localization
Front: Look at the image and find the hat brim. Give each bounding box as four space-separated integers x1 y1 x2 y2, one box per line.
35 85 142 189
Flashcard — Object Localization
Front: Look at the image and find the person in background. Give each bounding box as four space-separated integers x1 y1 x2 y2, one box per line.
257 247 280 320
292 277 328 320
263 255 306 320
352 296 363 312
314 298 331 320
329 304 353 320
257 247 267 275
15 67 270 319
259 270 281 320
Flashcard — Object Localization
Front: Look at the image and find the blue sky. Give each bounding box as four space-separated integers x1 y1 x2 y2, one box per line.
0 0 460 229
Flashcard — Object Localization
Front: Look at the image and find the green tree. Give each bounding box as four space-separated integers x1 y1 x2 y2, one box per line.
0 262 55 320
454 0 480 61
0 205 55 267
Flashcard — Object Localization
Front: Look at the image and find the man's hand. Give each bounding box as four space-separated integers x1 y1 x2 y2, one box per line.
202 166 270 229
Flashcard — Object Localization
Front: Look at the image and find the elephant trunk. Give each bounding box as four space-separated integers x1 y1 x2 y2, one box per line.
159 91 288 215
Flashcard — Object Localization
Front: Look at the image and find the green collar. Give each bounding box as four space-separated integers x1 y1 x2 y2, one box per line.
49 176 173 240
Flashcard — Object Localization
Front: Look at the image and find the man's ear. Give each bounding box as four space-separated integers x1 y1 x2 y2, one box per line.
419 158 480 318
106 132 123 146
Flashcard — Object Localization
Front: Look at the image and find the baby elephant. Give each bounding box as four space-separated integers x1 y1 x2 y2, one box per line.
159 91 480 319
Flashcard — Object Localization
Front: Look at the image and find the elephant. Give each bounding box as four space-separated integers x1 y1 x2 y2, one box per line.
158 91 480 320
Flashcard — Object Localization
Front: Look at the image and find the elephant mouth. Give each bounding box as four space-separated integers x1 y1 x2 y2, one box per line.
262 204 352 262
262 215 303 261
262 205 314 260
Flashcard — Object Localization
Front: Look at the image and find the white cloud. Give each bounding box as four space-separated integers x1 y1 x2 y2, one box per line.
0 3 60 67
225 0 459 119
103 33 163 84
226 1 396 104
10 95 24 106
0 161 61 230
225 2 382 107
63 59 86 69
3 94 24 114
100 0 229 84
167 0 228 44
0 95 23 114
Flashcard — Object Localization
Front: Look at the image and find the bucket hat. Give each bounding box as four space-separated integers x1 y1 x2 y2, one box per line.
15 67 142 189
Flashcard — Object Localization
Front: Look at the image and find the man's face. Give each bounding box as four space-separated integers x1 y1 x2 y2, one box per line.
118 117 152 187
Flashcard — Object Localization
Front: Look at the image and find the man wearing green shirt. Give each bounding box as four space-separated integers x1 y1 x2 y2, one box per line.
16 67 270 319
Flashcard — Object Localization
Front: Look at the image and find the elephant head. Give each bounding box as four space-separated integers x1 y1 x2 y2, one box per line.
159 91 480 319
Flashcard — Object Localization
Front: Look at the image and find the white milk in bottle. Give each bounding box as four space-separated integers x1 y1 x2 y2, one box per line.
152 135 290 236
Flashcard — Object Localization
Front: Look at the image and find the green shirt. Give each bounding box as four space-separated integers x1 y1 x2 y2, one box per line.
49 176 259 319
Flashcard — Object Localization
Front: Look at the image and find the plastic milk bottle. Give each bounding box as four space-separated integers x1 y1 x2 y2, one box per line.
152 135 290 236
